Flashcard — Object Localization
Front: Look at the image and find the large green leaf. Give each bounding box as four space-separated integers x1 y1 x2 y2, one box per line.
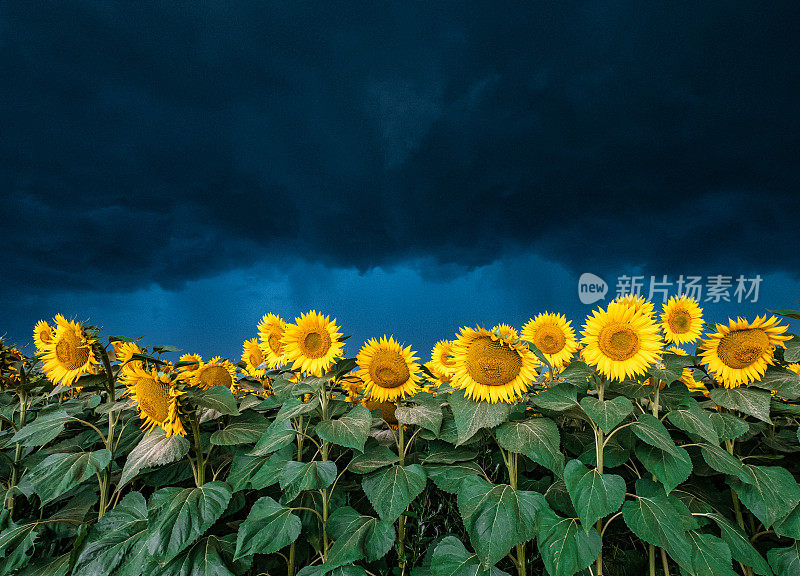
234 496 301 560
449 390 513 445
563 459 625 531
430 536 511 576
456 476 543 566
322 506 395 575
710 412 749 442
9 409 71 447
425 462 485 494
579 396 632 433
73 492 149 576
532 383 580 412
280 460 337 501
699 443 750 482
421 441 478 464
186 386 239 416
774 501 800 539
209 411 270 446
249 418 296 456
768 542 800 576
649 352 697 385
315 404 372 452
348 445 399 474
395 403 443 435
666 401 719 444
558 361 596 387
145 482 232 564
226 445 292 491
18 449 111 506
496 417 564 477
19 554 70 576
151 535 235 576
274 396 320 422
630 413 679 456
635 444 692 494
710 387 772 423
119 430 190 489
706 513 773 575
536 509 601 576
298 567 367 576
361 464 427 523
0 519 37 576
729 465 800 527
754 366 800 399
685 531 738 576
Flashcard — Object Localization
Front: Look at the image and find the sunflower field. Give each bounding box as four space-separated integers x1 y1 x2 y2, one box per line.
2 298 800 576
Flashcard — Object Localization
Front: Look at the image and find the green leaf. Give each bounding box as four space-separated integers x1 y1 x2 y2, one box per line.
315 404 372 452
784 336 800 362
729 465 800 527
361 464 427 523
666 401 719 444
563 459 625 532
457 476 543 566
73 492 148 576
119 430 191 489
706 513 774 575
504 418 564 477
249 418 296 456
630 413 680 456
280 460 337 501
348 445 399 474
699 444 750 482
420 442 478 464
558 361 595 387
775 501 800 539
710 412 749 442
768 542 800 576
449 389 513 445
9 409 71 447
425 462 486 494
20 554 70 576
226 445 292 491
710 386 772 423
430 536 511 576
649 352 697 385
18 449 111 506
0 520 37 575
395 403 443 435
757 366 800 399
210 411 270 446
298 567 368 576
532 383 580 412
234 496 301 560
579 396 632 433
274 396 320 422
145 482 232 564
322 506 395 575
536 510 601 576
635 444 692 494
187 386 239 416
151 535 235 576
685 531 738 576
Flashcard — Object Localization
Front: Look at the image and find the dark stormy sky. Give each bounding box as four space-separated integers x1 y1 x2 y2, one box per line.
2 1 799 362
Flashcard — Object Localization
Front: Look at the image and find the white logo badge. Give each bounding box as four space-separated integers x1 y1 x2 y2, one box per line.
578 273 607 305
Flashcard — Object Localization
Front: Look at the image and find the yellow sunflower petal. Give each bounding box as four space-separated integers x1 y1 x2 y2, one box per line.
40 316 99 386
257 313 289 369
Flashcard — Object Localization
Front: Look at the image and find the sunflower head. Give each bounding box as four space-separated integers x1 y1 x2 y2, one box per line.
451 326 539 403
178 353 203 374
430 340 457 379
615 294 656 318
281 310 345 376
521 312 580 369
667 345 708 394
0 341 25 389
699 315 791 388
660 296 704 345
491 324 519 343
580 301 663 382
257 313 289 368
363 399 399 428
357 336 421 403
33 320 56 353
339 374 366 401
242 338 267 378
40 316 99 386
191 357 238 392
113 341 143 372
786 363 800 376
122 365 186 437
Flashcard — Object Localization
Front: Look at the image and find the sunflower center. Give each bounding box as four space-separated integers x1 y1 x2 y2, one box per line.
39 328 53 344
535 326 566 355
199 365 233 389
440 352 456 367
302 330 332 358
249 348 264 369
135 376 169 423
268 333 283 355
598 322 640 361
54 333 90 370
465 336 523 386
668 308 692 333
717 329 771 369
369 349 410 388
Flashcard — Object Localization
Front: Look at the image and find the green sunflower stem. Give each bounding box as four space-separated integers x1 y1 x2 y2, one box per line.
397 415 407 573
507 451 526 576
595 377 605 576
648 382 661 576
288 411 305 576
98 344 117 519
8 388 28 518
320 382 331 561
190 414 205 486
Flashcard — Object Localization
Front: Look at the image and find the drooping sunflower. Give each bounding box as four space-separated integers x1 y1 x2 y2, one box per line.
33 320 56 353
364 399 399 429
113 341 143 373
581 301 663 382
451 326 539 403
241 338 267 378
357 336 421 402
615 294 656 318
191 357 238 392
660 296 704 345
40 316 99 386
340 373 366 402
491 324 519 342
430 340 457 380
178 353 202 374
666 346 708 394
281 310 345 376
122 365 185 437
699 315 791 388
257 313 289 369
521 312 580 369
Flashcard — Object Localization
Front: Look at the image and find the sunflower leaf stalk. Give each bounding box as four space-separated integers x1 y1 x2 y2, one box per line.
397 415 407 573
190 413 205 486
96 343 117 520
8 386 28 518
595 377 605 576
506 450 526 576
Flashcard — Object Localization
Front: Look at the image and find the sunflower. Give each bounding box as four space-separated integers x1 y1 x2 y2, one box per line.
113 341 143 372
581 301 663 382
257 313 289 368
281 310 345 376
364 399 399 428
122 365 185 437
451 326 539 403
660 296 704 345
521 312 580 369
430 340 457 380
699 315 791 388
33 320 56 353
340 373 366 401
615 294 656 318
357 336 421 402
787 363 800 376
241 338 267 378
0 341 24 389
191 357 238 392
666 346 708 394
424 361 450 386
178 353 202 374
491 324 519 342
40 317 99 386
